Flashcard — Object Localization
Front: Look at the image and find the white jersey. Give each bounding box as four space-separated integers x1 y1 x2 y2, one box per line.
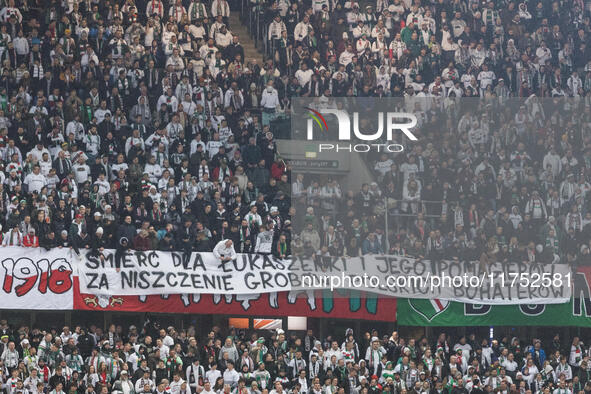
213 240 237 260
255 230 274 254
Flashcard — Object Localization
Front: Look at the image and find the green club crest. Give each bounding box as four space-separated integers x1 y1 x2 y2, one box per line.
407 299 450 321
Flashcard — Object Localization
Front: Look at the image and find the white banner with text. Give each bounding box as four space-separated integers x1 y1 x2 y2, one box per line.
77 249 571 304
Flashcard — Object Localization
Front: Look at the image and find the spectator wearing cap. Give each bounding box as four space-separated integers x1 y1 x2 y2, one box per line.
87 211 102 237
73 229 90 258
68 213 85 246
22 228 38 247
112 370 134 394
90 227 107 258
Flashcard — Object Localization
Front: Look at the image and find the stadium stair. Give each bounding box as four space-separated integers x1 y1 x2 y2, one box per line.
230 13 265 65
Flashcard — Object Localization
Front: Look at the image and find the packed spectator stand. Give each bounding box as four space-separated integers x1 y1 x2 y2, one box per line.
0 320 579 394
0 0 588 264
0 0 588 393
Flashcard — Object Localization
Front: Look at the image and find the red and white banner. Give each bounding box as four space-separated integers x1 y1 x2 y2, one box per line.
0 247 396 321
3 247 572 322
0 248 74 310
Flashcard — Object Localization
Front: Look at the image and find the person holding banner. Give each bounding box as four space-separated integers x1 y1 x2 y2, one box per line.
213 239 237 262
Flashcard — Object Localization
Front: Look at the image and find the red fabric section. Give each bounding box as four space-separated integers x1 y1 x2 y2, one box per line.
74 278 396 321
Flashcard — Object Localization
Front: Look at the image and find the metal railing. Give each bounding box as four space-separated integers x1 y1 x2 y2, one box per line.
240 0 271 59
381 198 446 249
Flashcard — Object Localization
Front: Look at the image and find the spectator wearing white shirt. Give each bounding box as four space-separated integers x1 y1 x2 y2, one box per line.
206 133 223 160
72 156 91 186
126 129 145 157
536 41 552 65
215 26 233 48
268 15 286 41
338 43 355 66
374 154 394 177
94 174 110 196
135 369 155 392
477 64 495 96
0 1 22 23
94 107 111 125
39 153 53 176
190 135 206 155
294 16 311 42
3 139 22 164
224 83 244 110
145 0 164 18
157 338 169 361
568 337 584 367
28 143 50 163
453 337 472 355
211 0 230 18
80 46 99 68
295 63 314 87
554 357 572 381
66 116 85 141
157 88 179 113
166 115 184 140
222 361 240 389
186 358 205 392
13 30 28 58
213 239 237 261
260 82 280 127
501 353 517 373
205 364 221 386
169 373 185 394
3 225 22 247
168 1 187 23
543 147 562 178
24 165 46 194
567 72 583 96
144 156 163 184
181 94 197 115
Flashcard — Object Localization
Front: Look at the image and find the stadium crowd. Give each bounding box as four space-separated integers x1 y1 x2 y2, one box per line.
0 321 589 394
0 1 589 394
0 0 586 267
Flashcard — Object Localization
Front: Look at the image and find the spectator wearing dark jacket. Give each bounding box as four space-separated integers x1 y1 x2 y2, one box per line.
133 230 152 251
117 216 137 243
